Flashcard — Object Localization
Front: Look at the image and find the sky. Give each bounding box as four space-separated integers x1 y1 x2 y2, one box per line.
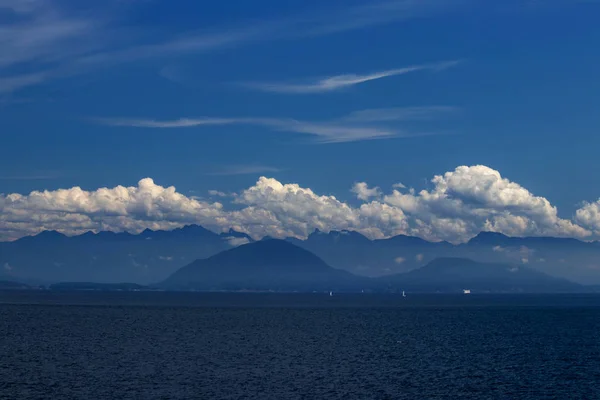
2 0 600 242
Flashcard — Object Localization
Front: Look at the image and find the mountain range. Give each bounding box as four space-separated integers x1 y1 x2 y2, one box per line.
2 225 600 286
161 240 362 291
160 240 582 293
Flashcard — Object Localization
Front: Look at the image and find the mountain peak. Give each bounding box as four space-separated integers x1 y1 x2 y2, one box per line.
29 230 67 241
161 239 357 291
467 231 511 245
207 239 324 267
307 228 369 242
179 224 211 233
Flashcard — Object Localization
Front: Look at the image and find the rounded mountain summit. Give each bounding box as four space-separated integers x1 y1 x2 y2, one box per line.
160 239 362 291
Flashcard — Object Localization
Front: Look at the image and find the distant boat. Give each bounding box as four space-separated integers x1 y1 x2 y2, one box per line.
463 289 471 294
329 291 333 296
402 290 406 298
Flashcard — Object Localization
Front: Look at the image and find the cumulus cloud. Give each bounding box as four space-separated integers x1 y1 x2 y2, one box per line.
231 176 408 239
0 165 594 243
0 178 226 240
383 165 590 242
224 237 251 247
351 182 382 201
575 200 600 234
394 257 406 264
208 190 227 197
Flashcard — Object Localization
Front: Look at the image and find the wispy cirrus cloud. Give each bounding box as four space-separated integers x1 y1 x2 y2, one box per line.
206 165 282 176
0 175 59 181
340 106 459 122
94 115 397 143
0 0 457 95
241 61 460 94
0 72 49 94
93 117 237 128
298 0 457 37
94 106 457 143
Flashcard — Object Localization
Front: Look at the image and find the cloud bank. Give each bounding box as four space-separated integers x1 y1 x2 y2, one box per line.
1 165 597 243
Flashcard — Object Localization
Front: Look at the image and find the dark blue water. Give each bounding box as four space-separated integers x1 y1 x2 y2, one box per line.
1 292 600 399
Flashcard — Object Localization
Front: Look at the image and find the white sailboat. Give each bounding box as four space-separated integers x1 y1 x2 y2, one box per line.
402 290 406 298
463 289 471 294
329 291 333 297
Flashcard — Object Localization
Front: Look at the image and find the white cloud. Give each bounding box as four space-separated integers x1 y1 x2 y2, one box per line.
94 106 453 143
242 61 459 94
0 165 593 244
575 200 600 234
392 182 407 189
0 173 60 181
94 115 397 143
231 176 408 239
394 257 406 264
94 117 236 128
208 190 227 197
207 165 282 176
383 165 590 242
3 262 13 271
351 183 382 201
0 0 454 94
0 72 50 94
224 237 250 247
341 106 458 123
0 178 227 240
416 254 424 262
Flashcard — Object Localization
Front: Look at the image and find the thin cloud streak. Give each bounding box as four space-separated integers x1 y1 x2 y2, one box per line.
95 114 402 143
93 117 237 128
241 61 460 94
0 174 60 181
207 165 282 176
94 105 458 143
0 72 50 94
0 1 457 94
340 106 459 122
298 0 456 37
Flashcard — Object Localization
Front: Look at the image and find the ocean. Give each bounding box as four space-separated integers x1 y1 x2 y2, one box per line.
1 292 599 399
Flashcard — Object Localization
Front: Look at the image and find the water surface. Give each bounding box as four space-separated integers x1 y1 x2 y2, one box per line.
1 292 599 399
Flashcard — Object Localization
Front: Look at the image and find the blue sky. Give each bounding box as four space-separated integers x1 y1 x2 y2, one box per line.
2 0 600 241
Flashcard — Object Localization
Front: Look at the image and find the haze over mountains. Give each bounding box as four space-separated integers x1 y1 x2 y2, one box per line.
161 240 362 291
1 224 600 287
159 240 582 293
